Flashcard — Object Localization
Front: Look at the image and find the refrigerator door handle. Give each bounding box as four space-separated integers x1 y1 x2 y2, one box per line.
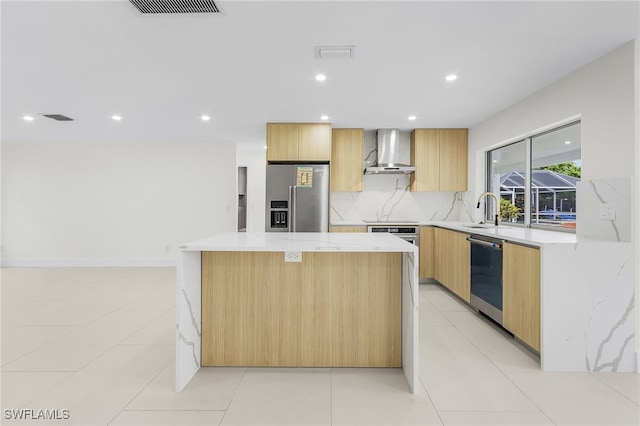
288 185 294 232
290 186 297 232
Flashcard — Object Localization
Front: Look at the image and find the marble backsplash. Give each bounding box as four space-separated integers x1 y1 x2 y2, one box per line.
330 174 472 223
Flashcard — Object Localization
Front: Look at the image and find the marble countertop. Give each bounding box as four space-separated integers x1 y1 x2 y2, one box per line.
430 222 577 246
331 221 419 226
330 220 577 246
181 232 418 252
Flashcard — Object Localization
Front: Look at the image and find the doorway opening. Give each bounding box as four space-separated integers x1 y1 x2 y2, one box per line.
238 167 247 232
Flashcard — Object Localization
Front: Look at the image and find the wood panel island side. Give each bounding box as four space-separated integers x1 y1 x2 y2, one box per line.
176 232 419 394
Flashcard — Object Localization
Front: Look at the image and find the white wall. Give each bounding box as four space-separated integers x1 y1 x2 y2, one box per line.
236 145 266 233
1 140 237 266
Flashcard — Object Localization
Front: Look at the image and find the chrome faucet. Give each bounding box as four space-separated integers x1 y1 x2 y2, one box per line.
476 192 500 226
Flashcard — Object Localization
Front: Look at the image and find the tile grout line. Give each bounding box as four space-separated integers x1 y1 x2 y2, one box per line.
329 368 333 426
217 367 248 425
2 283 174 371
446 315 559 424
105 357 175 425
419 285 464 424
421 284 553 422
1 370 76 413
589 372 640 407
116 305 176 345
1 326 81 368
418 376 445 425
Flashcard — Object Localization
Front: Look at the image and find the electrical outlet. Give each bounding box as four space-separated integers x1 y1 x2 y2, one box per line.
284 251 302 262
599 203 616 220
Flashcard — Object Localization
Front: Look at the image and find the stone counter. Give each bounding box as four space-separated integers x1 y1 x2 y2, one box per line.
176 232 419 393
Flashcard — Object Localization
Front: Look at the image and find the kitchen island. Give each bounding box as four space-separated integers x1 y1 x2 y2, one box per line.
176 232 419 393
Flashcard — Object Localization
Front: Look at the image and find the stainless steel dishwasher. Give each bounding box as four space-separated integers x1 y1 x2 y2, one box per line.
467 234 504 325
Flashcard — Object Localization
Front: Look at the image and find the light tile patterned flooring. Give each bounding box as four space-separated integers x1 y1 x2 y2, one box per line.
1 267 638 425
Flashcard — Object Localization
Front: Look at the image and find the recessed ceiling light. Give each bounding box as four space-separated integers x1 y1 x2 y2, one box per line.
564 140 572 145
315 74 327 82
445 74 458 82
201 115 211 121
112 115 122 121
22 115 34 121
320 115 329 120
408 115 417 121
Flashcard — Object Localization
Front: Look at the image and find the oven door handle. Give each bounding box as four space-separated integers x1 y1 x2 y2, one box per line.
467 237 503 250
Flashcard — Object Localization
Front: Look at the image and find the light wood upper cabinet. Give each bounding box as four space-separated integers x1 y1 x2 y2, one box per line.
299 124 331 161
410 128 468 192
503 242 541 352
266 123 299 161
439 129 468 192
411 130 440 191
331 128 364 192
419 226 435 279
434 227 470 302
266 123 331 162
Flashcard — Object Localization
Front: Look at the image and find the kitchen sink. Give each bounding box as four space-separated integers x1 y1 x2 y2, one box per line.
462 224 512 229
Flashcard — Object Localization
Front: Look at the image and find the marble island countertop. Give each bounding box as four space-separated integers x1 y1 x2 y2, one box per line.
181 231 418 252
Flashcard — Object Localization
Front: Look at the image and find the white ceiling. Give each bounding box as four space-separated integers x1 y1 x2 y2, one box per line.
2 0 638 149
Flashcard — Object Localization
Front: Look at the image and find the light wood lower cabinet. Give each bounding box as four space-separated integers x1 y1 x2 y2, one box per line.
201 251 401 367
503 242 541 351
419 226 435 279
433 227 470 302
329 226 367 233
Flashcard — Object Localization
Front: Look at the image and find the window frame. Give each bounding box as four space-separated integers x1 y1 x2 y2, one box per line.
484 120 580 233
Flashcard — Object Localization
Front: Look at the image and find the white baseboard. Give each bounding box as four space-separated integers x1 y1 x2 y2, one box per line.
0 257 177 267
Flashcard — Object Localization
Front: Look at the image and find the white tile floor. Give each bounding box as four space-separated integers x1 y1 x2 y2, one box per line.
1 267 638 425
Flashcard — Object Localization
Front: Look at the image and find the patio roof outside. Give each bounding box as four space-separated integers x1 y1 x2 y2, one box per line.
498 170 579 223
500 170 580 191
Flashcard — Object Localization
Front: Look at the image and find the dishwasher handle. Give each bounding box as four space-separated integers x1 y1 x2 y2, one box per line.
467 236 503 250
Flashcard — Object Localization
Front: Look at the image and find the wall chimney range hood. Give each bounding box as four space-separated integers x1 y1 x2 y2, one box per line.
364 129 416 175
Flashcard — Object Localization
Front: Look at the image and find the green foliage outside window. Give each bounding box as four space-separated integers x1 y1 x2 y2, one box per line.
499 198 521 221
537 162 581 178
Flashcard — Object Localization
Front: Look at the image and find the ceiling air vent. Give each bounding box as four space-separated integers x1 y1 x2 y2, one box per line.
41 114 74 121
314 45 356 59
129 0 221 14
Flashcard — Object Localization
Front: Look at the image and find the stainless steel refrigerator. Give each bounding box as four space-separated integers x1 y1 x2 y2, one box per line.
265 164 329 232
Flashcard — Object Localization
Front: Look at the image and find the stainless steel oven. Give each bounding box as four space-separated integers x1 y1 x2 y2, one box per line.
367 225 419 246
468 234 504 324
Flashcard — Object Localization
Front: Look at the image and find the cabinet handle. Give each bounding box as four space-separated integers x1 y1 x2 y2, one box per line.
467 237 503 250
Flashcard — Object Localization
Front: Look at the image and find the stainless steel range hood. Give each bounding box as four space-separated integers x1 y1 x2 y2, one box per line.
364 129 416 174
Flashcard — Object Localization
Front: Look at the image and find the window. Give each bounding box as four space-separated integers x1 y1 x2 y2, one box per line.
486 121 581 231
